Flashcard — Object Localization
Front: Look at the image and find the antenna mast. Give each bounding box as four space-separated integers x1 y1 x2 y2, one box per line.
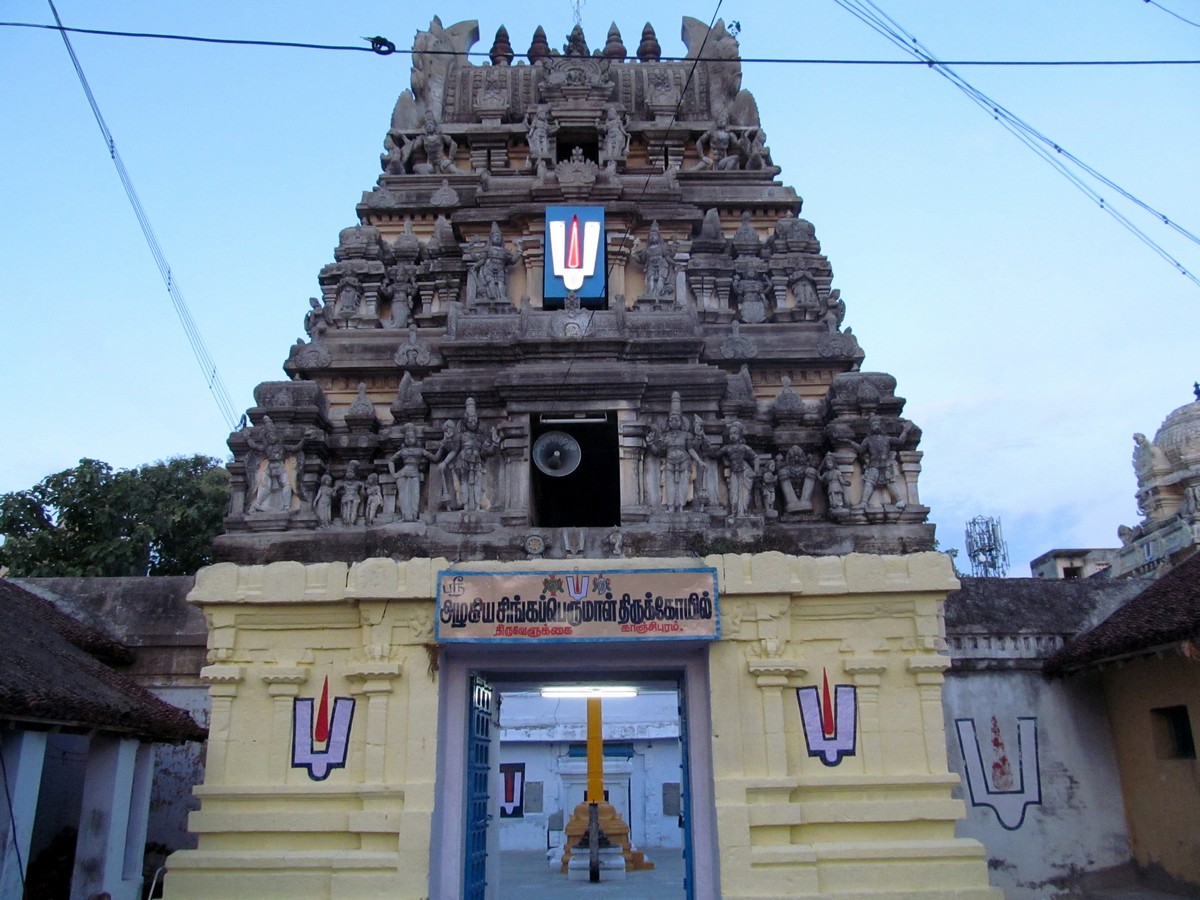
965 516 1010 578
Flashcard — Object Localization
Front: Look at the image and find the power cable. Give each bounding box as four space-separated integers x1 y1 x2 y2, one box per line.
1143 0 1200 30
4 20 1199 66
46 0 240 429
831 0 1199 287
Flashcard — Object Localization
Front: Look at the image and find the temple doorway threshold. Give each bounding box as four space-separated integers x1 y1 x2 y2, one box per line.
430 645 717 900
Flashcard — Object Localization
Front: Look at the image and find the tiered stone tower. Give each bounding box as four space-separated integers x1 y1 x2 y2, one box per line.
217 15 931 565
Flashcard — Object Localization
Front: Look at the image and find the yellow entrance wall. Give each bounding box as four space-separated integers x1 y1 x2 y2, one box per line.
164 553 999 899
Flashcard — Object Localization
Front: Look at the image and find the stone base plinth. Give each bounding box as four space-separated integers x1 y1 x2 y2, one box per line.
559 801 654 873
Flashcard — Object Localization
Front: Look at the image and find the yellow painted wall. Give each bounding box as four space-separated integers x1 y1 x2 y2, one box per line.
165 553 999 898
1103 654 1200 888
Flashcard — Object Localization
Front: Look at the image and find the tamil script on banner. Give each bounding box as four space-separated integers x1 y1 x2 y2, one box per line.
435 567 719 643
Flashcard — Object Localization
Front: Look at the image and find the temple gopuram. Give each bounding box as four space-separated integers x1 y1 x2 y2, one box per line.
167 17 1001 899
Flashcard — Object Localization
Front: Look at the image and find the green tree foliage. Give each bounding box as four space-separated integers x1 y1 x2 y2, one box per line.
0 456 229 577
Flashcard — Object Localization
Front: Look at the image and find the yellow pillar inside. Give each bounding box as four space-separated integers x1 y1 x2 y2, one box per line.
586 696 603 803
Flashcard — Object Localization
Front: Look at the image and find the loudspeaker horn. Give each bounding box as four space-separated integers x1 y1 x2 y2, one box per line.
532 431 582 477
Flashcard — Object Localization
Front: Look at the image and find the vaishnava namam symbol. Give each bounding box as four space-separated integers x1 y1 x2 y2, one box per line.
796 668 857 766
292 675 355 781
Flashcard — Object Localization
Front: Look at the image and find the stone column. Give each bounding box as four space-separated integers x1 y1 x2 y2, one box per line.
72 735 154 900
0 730 47 899
842 658 888 772
347 662 403 784
262 667 310 781
514 236 545 306
200 664 245 784
606 232 637 302
747 656 806 777
619 420 651 521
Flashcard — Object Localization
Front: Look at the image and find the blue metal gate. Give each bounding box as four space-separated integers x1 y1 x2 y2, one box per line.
678 678 695 900
465 674 493 899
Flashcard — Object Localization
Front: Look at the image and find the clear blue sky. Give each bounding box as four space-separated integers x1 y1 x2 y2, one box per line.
3 1 1198 574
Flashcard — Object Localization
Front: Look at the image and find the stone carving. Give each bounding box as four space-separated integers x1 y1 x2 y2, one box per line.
312 473 335 527
526 25 551 63
551 291 593 338
759 459 778 518
430 179 459 206
693 114 742 171
777 445 818 514
682 17 758 125
468 222 517 305
348 383 375 418
820 452 850 515
389 422 437 522
699 208 725 242
488 25 514 66
391 17 480 131
789 269 820 321
820 289 846 333
745 128 771 170
554 147 599 187
474 71 510 117
245 416 305 514
336 461 365 526
603 22 626 59
720 322 758 359
719 421 758 520
304 297 332 339
732 269 770 324
637 22 662 62
394 325 433 368
603 526 624 557
848 418 911 512
333 275 363 324
396 111 464 175
380 263 417 329
563 24 590 56
288 339 332 369
647 392 704 513
438 397 501 512
390 371 426 422
633 221 676 300
724 364 756 406
524 107 558 165
364 474 384 525
598 106 630 165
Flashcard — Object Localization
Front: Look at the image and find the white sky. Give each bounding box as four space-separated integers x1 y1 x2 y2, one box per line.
3 1 1198 574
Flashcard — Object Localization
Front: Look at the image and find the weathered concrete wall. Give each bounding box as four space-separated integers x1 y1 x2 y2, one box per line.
165 553 999 899
1102 654 1200 892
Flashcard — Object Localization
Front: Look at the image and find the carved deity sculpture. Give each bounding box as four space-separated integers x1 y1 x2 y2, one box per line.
312 473 335 527
819 289 846 333
388 422 437 522
789 269 820 320
363 474 384 525
438 397 501 512
304 296 332 339
336 461 365 526
646 392 704 513
633 221 676 300
777 445 818 514
334 275 363 323
759 458 778 518
848 418 911 512
732 269 770 324
525 107 557 164
820 452 849 513
598 106 630 164
469 222 517 304
399 110 463 175
719 420 759 519
246 415 305 514
745 128 770 170
380 264 417 328
693 114 742 171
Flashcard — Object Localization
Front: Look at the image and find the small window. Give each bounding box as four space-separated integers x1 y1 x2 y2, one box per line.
1062 566 1082 579
662 782 681 817
1151 705 1196 759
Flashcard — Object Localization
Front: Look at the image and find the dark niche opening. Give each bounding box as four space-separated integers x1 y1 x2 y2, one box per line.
530 413 620 527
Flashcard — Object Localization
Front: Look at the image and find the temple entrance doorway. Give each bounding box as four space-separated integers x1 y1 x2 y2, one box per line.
430 645 717 899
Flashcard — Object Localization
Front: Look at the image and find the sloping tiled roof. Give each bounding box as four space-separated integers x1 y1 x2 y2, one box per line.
0 580 206 742
1045 552 1200 675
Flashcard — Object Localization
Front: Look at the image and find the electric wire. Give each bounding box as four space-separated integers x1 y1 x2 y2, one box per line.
46 0 240 429
5 20 1199 66
1143 0 1200 30
831 0 1199 287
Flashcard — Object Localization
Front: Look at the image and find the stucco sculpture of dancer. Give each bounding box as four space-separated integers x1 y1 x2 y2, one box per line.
438 397 501 512
598 106 630 164
777 445 819 514
388 422 438 522
633 221 675 300
759 458 778 518
336 461 365 526
399 110 463 175
246 416 305 514
693 113 742 171
719 420 759 520
363 474 384 526
647 392 704 513
848 418 911 512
